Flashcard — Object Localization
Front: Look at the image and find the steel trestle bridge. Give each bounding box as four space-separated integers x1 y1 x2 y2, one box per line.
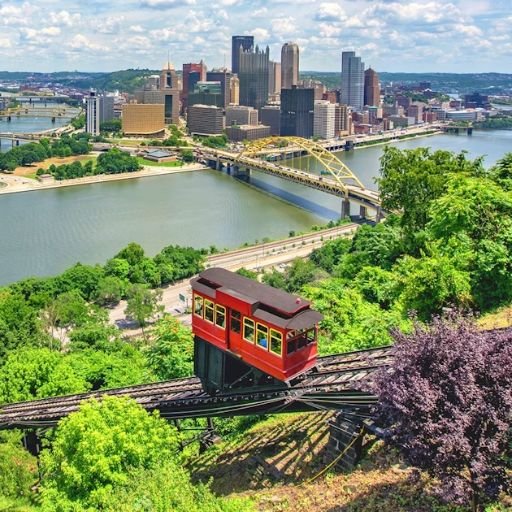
0 347 392 430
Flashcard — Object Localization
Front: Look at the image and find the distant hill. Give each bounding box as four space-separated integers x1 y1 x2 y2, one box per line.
301 71 512 94
1 69 511 95
0 69 159 93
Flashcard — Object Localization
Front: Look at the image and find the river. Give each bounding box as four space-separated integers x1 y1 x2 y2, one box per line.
0 128 510 285
0 102 77 152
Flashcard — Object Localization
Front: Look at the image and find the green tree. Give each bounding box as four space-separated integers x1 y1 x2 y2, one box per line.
100 119 122 133
71 113 86 129
284 258 325 293
153 245 205 284
0 432 37 505
104 463 252 512
54 263 104 300
51 290 91 328
426 174 512 309
394 253 473 320
236 267 258 280
130 257 162 287
310 236 352 273
93 275 125 306
114 242 146 267
490 152 512 191
377 147 485 251
67 347 149 390
0 290 45 362
181 148 194 162
303 279 409 354
39 397 179 511
125 284 163 337
104 257 131 280
147 315 194 380
0 348 87 404
68 322 120 352
96 148 140 174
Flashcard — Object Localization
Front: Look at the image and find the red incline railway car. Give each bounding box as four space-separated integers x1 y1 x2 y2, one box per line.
191 267 323 392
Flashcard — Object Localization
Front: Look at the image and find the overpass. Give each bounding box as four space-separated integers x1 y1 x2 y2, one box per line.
198 137 382 220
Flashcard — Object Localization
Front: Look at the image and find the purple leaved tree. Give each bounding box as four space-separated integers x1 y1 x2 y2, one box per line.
372 315 512 511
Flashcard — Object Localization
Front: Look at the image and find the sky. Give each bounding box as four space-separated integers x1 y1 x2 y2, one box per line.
0 0 511 73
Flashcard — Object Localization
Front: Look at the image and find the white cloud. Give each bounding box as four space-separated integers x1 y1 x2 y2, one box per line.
0 0 507 73
271 17 297 37
141 0 195 7
315 2 347 22
49 10 81 28
252 27 270 41
69 34 103 51
318 23 342 38
453 24 482 37
96 16 124 34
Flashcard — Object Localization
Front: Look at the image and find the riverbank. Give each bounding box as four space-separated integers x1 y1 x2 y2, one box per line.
0 163 207 195
352 128 442 151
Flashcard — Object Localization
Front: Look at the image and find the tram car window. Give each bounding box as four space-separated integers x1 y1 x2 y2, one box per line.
191 268 323 392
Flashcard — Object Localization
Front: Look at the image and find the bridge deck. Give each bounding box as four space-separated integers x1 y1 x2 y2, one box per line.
204 149 381 210
0 347 392 429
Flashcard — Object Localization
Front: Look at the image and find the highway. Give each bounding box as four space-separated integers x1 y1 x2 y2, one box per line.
108 223 360 331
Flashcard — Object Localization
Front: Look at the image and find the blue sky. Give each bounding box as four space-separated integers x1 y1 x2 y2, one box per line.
0 0 511 73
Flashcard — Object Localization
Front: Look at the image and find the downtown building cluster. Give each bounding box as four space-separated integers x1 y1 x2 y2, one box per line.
84 37 491 141
90 38 380 141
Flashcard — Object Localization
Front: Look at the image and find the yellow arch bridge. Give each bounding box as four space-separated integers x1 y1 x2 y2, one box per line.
199 136 381 220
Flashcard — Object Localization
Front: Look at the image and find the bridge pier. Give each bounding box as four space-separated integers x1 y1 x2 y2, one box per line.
231 165 251 179
341 198 351 219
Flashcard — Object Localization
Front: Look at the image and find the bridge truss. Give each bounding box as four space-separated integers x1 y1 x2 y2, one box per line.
236 136 365 196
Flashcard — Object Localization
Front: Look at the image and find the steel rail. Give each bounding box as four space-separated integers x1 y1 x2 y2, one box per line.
0 347 393 429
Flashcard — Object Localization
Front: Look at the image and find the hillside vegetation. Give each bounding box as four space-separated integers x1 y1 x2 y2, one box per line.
0 147 510 510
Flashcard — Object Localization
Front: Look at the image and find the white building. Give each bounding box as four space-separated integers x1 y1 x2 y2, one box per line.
85 90 115 135
314 100 336 139
225 105 258 126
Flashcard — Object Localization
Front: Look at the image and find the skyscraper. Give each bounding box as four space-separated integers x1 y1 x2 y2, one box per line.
268 61 281 95
231 35 254 75
313 100 335 139
281 42 299 89
364 67 380 107
85 90 114 135
160 60 180 124
341 51 364 112
207 69 235 108
280 86 314 138
230 75 240 105
238 45 269 110
182 61 206 111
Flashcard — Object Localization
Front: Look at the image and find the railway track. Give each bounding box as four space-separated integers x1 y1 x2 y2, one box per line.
0 346 393 430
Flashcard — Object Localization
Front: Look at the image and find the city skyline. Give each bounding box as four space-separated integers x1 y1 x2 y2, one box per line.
0 0 511 73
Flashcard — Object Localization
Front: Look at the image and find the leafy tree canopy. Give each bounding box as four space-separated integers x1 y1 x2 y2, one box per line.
377 146 485 250
373 316 512 511
146 315 194 380
40 397 179 511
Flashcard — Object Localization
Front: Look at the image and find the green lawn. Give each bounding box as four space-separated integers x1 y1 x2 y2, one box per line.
137 157 183 168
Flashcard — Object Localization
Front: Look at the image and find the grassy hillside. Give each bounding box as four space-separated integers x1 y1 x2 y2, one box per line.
188 413 512 511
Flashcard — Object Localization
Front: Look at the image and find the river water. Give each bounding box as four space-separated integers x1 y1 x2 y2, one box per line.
0 102 76 152
0 126 510 285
